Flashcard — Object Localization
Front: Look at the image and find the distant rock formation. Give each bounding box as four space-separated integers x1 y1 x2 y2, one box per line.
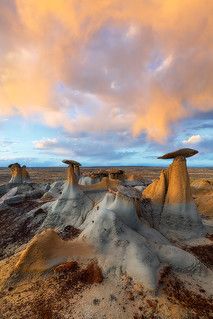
42 160 93 229
143 149 205 240
22 165 31 183
8 163 23 184
108 169 125 180
8 163 31 184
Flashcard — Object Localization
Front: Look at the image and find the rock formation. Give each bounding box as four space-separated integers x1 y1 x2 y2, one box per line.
143 148 205 240
108 168 124 180
8 163 23 184
79 170 108 185
14 229 93 274
157 148 198 159
41 160 93 229
8 163 31 184
22 165 31 183
2 155 211 296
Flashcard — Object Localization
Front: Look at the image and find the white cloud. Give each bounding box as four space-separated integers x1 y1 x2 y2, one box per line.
33 138 58 149
183 135 202 144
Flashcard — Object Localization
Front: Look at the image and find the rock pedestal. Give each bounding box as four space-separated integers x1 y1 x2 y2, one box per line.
143 149 205 240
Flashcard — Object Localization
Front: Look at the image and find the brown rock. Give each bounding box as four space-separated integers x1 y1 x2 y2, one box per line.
158 148 198 159
8 163 22 184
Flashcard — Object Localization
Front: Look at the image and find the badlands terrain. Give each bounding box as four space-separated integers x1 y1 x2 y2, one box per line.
0 149 213 319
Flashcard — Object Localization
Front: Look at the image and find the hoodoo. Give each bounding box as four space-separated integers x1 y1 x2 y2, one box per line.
8 163 23 184
41 160 93 229
62 159 81 185
143 148 205 240
21 165 31 183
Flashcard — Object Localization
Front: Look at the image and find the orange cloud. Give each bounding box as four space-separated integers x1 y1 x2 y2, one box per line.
0 0 213 141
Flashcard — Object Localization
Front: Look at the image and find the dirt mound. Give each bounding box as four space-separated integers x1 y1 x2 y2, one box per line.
15 229 93 274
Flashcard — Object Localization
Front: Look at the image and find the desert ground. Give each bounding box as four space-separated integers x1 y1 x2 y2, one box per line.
0 162 212 319
1 166 213 184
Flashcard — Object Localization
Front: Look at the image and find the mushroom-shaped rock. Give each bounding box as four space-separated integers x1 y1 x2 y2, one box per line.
159 156 204 239
158 148 198 159
41 160 93 229
8 163 23 184
22 165 31 183
143 152 205 240
62 159 81 185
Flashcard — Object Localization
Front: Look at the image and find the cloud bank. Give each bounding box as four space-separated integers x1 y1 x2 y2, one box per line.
183 135 202 145
0 0 213 142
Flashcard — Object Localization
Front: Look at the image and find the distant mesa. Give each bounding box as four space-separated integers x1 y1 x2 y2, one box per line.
157 148 198 159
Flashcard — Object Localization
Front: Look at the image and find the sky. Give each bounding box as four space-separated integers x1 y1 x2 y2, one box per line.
0 0 213 167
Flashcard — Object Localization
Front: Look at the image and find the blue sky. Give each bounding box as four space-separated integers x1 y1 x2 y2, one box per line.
0 112 212 167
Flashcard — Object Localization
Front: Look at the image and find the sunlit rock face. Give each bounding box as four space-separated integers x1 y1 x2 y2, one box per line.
143 150 205 240
159 156 204 240
8 163 31 184
8 163 23 184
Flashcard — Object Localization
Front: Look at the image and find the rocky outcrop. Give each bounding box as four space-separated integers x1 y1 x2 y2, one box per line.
8 163 31 184
22 165 31 183
8 163 23 184
143 149 205 240
108 169 124 180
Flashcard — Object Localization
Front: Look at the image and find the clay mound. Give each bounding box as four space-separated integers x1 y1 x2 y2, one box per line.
41 180 64 201
41 182 94 229
15 229 93 274
158 148 198 159
79 193 209 291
